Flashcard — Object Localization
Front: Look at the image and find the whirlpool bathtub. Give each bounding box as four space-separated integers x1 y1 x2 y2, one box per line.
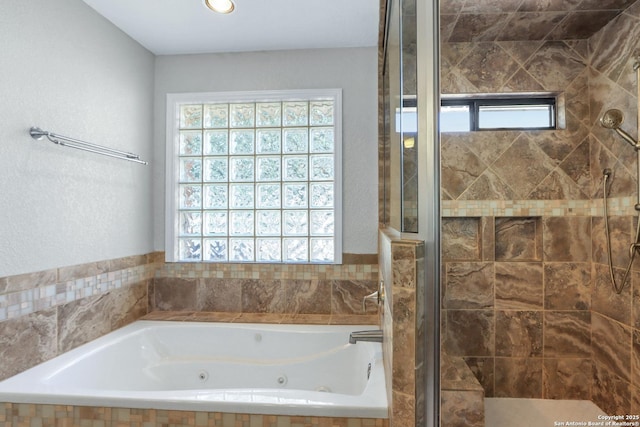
0 320 387 418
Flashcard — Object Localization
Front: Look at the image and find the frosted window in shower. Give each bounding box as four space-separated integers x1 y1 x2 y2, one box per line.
440 104 471 132
478 103 555 130
440 95 557 132
167 90 342 264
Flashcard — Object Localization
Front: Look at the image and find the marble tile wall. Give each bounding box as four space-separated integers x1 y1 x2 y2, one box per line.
441 39 592 202
0 403 389 427
587 3 640 415
0 253 160 381
442 216 592 400
440 354 485 427
378 231 394 423
152 255 379 316
379 229 423 427
380 228 483 427
439 3 640 414
440 0 638 44
150 277 378 316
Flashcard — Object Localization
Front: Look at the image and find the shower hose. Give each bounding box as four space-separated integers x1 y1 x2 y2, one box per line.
602 169 640 294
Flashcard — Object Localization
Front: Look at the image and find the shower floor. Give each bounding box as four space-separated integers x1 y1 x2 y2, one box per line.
485 398 606 427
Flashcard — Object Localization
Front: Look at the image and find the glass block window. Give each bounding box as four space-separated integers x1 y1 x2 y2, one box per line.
166 90 342 264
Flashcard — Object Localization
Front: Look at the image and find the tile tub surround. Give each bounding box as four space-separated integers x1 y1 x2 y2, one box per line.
141 310 379 325
0 317 385 423
0 256 385 425
151 255 379 316
0 252 379 383
0 253 159 381
0 253 162 322
0 303 384 427
380 229 434 427
0 403 389 427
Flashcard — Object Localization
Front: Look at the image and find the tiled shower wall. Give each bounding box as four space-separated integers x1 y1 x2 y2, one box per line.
442 216 592 399
440 2 640 414
587 4 640 414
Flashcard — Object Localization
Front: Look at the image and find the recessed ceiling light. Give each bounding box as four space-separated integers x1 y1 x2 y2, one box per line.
205 0 235 14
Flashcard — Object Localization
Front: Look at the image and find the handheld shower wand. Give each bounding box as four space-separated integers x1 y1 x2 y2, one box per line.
600 107 640 294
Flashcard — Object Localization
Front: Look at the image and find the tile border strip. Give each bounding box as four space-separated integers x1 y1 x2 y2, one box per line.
442 197 636 217
156 262 378 281
0 264 155 323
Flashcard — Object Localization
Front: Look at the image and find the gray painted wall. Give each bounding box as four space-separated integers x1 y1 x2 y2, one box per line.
0 0 155 276
153 48 379 255
0 0 378 278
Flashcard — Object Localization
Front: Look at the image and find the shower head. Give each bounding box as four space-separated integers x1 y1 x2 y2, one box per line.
600 109 639 148
600 109 625 130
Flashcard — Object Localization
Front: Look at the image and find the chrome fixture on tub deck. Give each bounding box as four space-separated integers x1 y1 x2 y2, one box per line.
349 329 383 344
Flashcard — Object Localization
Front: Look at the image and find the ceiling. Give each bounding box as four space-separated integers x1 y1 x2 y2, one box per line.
441 0 640 42
81 0 639 55
82 0 380 55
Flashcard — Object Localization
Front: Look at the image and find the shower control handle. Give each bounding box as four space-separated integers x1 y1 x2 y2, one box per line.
362 280 385 312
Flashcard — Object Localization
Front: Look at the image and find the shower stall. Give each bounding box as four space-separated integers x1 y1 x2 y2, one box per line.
380 0 640 425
